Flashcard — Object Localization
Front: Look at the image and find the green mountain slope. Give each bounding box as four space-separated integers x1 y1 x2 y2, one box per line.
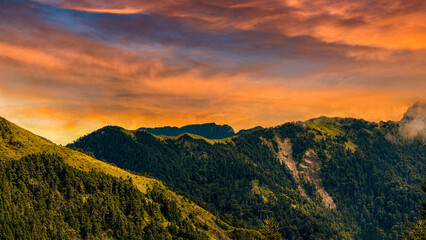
69 124 350 239
306 117 425 239
0 116 263 239
0 153 211 239
69 112 425 239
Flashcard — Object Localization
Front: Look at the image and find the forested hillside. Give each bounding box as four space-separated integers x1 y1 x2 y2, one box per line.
308 117 424 239
70 113 425 239
71 124 348 239
0 116 264 240
0 154 210 239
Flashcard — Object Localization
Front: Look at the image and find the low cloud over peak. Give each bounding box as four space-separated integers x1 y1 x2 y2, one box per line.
400 102 426 141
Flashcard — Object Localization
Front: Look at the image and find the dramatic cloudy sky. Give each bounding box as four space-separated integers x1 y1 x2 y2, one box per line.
0 0 425 144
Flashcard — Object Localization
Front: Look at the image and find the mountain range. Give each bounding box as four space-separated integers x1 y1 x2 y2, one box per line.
0 103 424 239
69 103 426 239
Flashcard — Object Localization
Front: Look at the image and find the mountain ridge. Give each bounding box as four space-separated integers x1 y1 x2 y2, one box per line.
138 123 262 139
70 104 425 239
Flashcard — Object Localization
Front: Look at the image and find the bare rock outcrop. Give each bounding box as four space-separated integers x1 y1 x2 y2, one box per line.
300 149 336 209
261 136 336 209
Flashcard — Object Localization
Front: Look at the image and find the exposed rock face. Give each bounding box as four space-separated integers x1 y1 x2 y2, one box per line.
261 136 336 209
275 138 299 181
300 149 336 209
297 185 310 200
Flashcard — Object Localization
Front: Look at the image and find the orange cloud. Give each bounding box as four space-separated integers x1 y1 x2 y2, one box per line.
66 7 147 14
311 12 426 50
41 0 426 50
0 42 65 69
0 0 425 144
1 79 419 144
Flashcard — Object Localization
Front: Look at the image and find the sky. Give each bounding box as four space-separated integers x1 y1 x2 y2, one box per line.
0 0 425 144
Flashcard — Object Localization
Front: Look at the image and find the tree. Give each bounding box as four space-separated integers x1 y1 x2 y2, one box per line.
260 217 282 240
401 179 426 240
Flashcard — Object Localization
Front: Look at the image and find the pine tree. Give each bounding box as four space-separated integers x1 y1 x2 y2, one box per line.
260 217 282 240
401 179 426 240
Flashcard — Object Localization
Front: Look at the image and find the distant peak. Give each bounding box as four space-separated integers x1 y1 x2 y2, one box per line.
401 101 426 122
97 125 125 131
138 123 234 139
138 123 262 139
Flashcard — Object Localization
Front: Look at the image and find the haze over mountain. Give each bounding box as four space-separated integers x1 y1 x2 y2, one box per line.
138 123 262 139
70 103 426 239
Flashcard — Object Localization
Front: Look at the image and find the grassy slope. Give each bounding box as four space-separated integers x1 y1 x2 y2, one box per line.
306 117 357 151
0 117 260 239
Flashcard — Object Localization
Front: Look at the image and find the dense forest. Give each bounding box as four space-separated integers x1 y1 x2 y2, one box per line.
1 107 424 239
0 116 267 240
0 153 210 239
312 119 425 239
70 124 346 239
70 117 425 239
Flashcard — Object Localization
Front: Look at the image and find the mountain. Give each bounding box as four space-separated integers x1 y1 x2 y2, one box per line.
138 123 261 139
72 125 346 239
0 116 264 239
70 105 425 240
236 126 263 136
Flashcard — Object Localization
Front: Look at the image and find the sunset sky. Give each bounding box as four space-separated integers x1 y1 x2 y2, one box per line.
0 0 425 144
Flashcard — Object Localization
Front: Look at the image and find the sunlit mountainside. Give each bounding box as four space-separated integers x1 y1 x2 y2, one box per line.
69 104 425 239
0 116 264 239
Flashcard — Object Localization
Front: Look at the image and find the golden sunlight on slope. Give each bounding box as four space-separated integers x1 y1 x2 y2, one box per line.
0 116 256 239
